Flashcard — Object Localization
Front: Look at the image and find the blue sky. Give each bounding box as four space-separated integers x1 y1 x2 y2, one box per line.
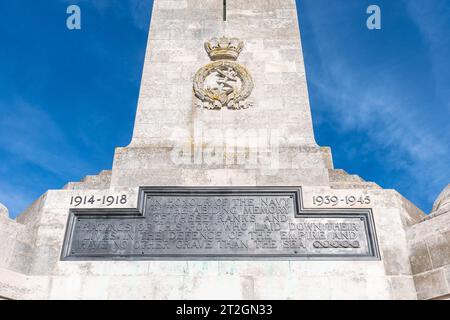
0 0 448 218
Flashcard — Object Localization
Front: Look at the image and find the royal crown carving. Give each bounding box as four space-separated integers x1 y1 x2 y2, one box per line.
194 36 254 110
204 36 244 61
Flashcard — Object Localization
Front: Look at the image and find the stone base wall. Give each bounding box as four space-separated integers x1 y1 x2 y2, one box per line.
110 145 333 188
408 211 450 300
0 181 433 300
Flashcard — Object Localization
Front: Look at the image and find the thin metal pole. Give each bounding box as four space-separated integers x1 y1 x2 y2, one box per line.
223 0 227 21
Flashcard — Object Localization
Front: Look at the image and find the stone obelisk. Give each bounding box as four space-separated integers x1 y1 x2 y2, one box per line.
111 0 332 188
0 0 449 300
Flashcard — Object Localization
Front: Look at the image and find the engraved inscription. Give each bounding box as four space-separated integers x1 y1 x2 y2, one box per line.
62 188 379 260
70 194 128 207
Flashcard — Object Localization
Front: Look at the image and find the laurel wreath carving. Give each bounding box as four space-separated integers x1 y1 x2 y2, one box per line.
193 60 254 110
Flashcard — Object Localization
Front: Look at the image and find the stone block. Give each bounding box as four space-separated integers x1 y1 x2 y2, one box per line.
388 276 417 300
409 240 433 275
414 269 449 300
427 230 450 269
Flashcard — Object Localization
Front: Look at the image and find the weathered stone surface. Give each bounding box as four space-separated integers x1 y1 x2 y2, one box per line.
388 276 418 300
0 185 423 299
61 188 379 261
111 0 326 189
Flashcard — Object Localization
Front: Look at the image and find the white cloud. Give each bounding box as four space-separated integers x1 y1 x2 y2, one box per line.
302 1 450 210
0 100 91 177
406 0 450 112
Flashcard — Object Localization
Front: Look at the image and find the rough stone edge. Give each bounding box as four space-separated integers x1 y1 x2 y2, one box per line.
63 170 112 190
1 193 48 275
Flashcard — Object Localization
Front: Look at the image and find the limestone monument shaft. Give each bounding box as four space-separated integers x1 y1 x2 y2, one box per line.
1 0 449 300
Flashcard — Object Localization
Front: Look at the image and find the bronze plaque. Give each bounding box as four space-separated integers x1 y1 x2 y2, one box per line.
61 187 379 260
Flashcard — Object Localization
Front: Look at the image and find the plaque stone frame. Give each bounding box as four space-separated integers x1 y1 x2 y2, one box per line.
61 187 380 261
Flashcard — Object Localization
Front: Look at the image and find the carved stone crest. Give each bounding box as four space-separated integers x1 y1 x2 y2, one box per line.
194 37 254 110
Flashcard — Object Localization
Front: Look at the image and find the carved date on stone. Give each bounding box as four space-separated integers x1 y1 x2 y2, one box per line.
193 37 254 110
61 187 380 261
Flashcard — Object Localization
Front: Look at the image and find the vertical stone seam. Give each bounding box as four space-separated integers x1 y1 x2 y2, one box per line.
425 239 434 270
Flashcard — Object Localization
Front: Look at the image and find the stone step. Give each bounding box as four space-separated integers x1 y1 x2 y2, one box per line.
329 169 364 183
328 169 380 189
330 181 381 190
63 170 112 190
